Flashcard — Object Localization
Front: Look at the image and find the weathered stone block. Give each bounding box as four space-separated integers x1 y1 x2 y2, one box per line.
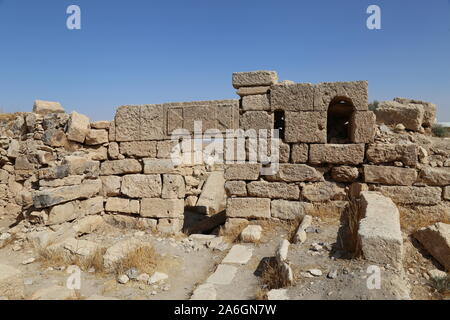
414 223 450 271
143 159 177 174
224 163 261 181
196 171 226 215
394 97 436 127
90 121 110 129
302 182 346 202
108 142 120 159
314 81 368 111
157 218 184 234
33 179 102 209
85 129 108 145
225 181 247 197
270 83 314 111
121 174 161 198
271 200 310 220
120 141 157 158
67 112 90 143
242 94 270 111
232 71 278 89
162 174 186 199
157 140 177 159
140 104 165 140
291 144 309 163
140 198 184 218
115 105 141 141
358 192 403 269
366 143 418 167
33 100 65 115
331 166 359 182
47 202 78 225
444 186 450 201
375 101 424 131
247 181 299 200
100 176 122 197
364 165 417 186
418 168 450 186
309 144 365 165
100 159 142 175
183 105 217 132
376 186 442 205
227 198 271 219
240 111 273 131
237 86 270 97
350 111 375 143
285 112 326 143
105 198 140 214
42 129 68 147
266 164 323 182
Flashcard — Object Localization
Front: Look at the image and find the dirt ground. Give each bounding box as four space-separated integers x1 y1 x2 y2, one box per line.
0 211 448 300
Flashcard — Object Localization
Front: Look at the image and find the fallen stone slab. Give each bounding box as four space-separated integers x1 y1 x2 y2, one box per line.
103 238 145 272
191 283 217 300
222 244 253 265
358 192 403 269
206 264 237 285
196 171 226 215
294 215 313 244
32 179 102 209
414 223 450 271
276 239 290 263
63 238 99 257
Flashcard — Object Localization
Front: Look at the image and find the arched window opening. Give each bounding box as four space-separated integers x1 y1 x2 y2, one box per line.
327 97 355 143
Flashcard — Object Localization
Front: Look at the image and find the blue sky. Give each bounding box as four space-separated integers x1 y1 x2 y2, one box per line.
0 0 449 121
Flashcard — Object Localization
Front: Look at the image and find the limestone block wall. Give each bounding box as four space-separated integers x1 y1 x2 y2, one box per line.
224 71 448 223
0 70 447 233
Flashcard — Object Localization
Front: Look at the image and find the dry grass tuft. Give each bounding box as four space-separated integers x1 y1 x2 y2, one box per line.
38 247 107 274
345 199 363 258
0 234 17 249
113 245 158 276
399 205 450 234
259 258 289 290
255 287 268 300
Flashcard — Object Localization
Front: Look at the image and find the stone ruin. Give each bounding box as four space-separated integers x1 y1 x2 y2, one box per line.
0 70 449 279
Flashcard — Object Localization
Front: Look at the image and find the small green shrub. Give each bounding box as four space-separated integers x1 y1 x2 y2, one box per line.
432 124 447 137
368 100 379 111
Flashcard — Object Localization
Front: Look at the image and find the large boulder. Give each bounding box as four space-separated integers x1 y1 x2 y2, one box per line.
374 101 424 131
394 97 436 127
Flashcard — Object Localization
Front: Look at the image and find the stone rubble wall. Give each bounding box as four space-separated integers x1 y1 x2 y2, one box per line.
0 70 446 233
0 101 222 234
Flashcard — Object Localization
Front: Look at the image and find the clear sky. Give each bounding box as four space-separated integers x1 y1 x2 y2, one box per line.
0 0 449 121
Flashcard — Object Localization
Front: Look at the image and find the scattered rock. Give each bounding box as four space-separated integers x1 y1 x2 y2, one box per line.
117 275 129 284
148 272 169 284
240 225 262 243
308 269 322 277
